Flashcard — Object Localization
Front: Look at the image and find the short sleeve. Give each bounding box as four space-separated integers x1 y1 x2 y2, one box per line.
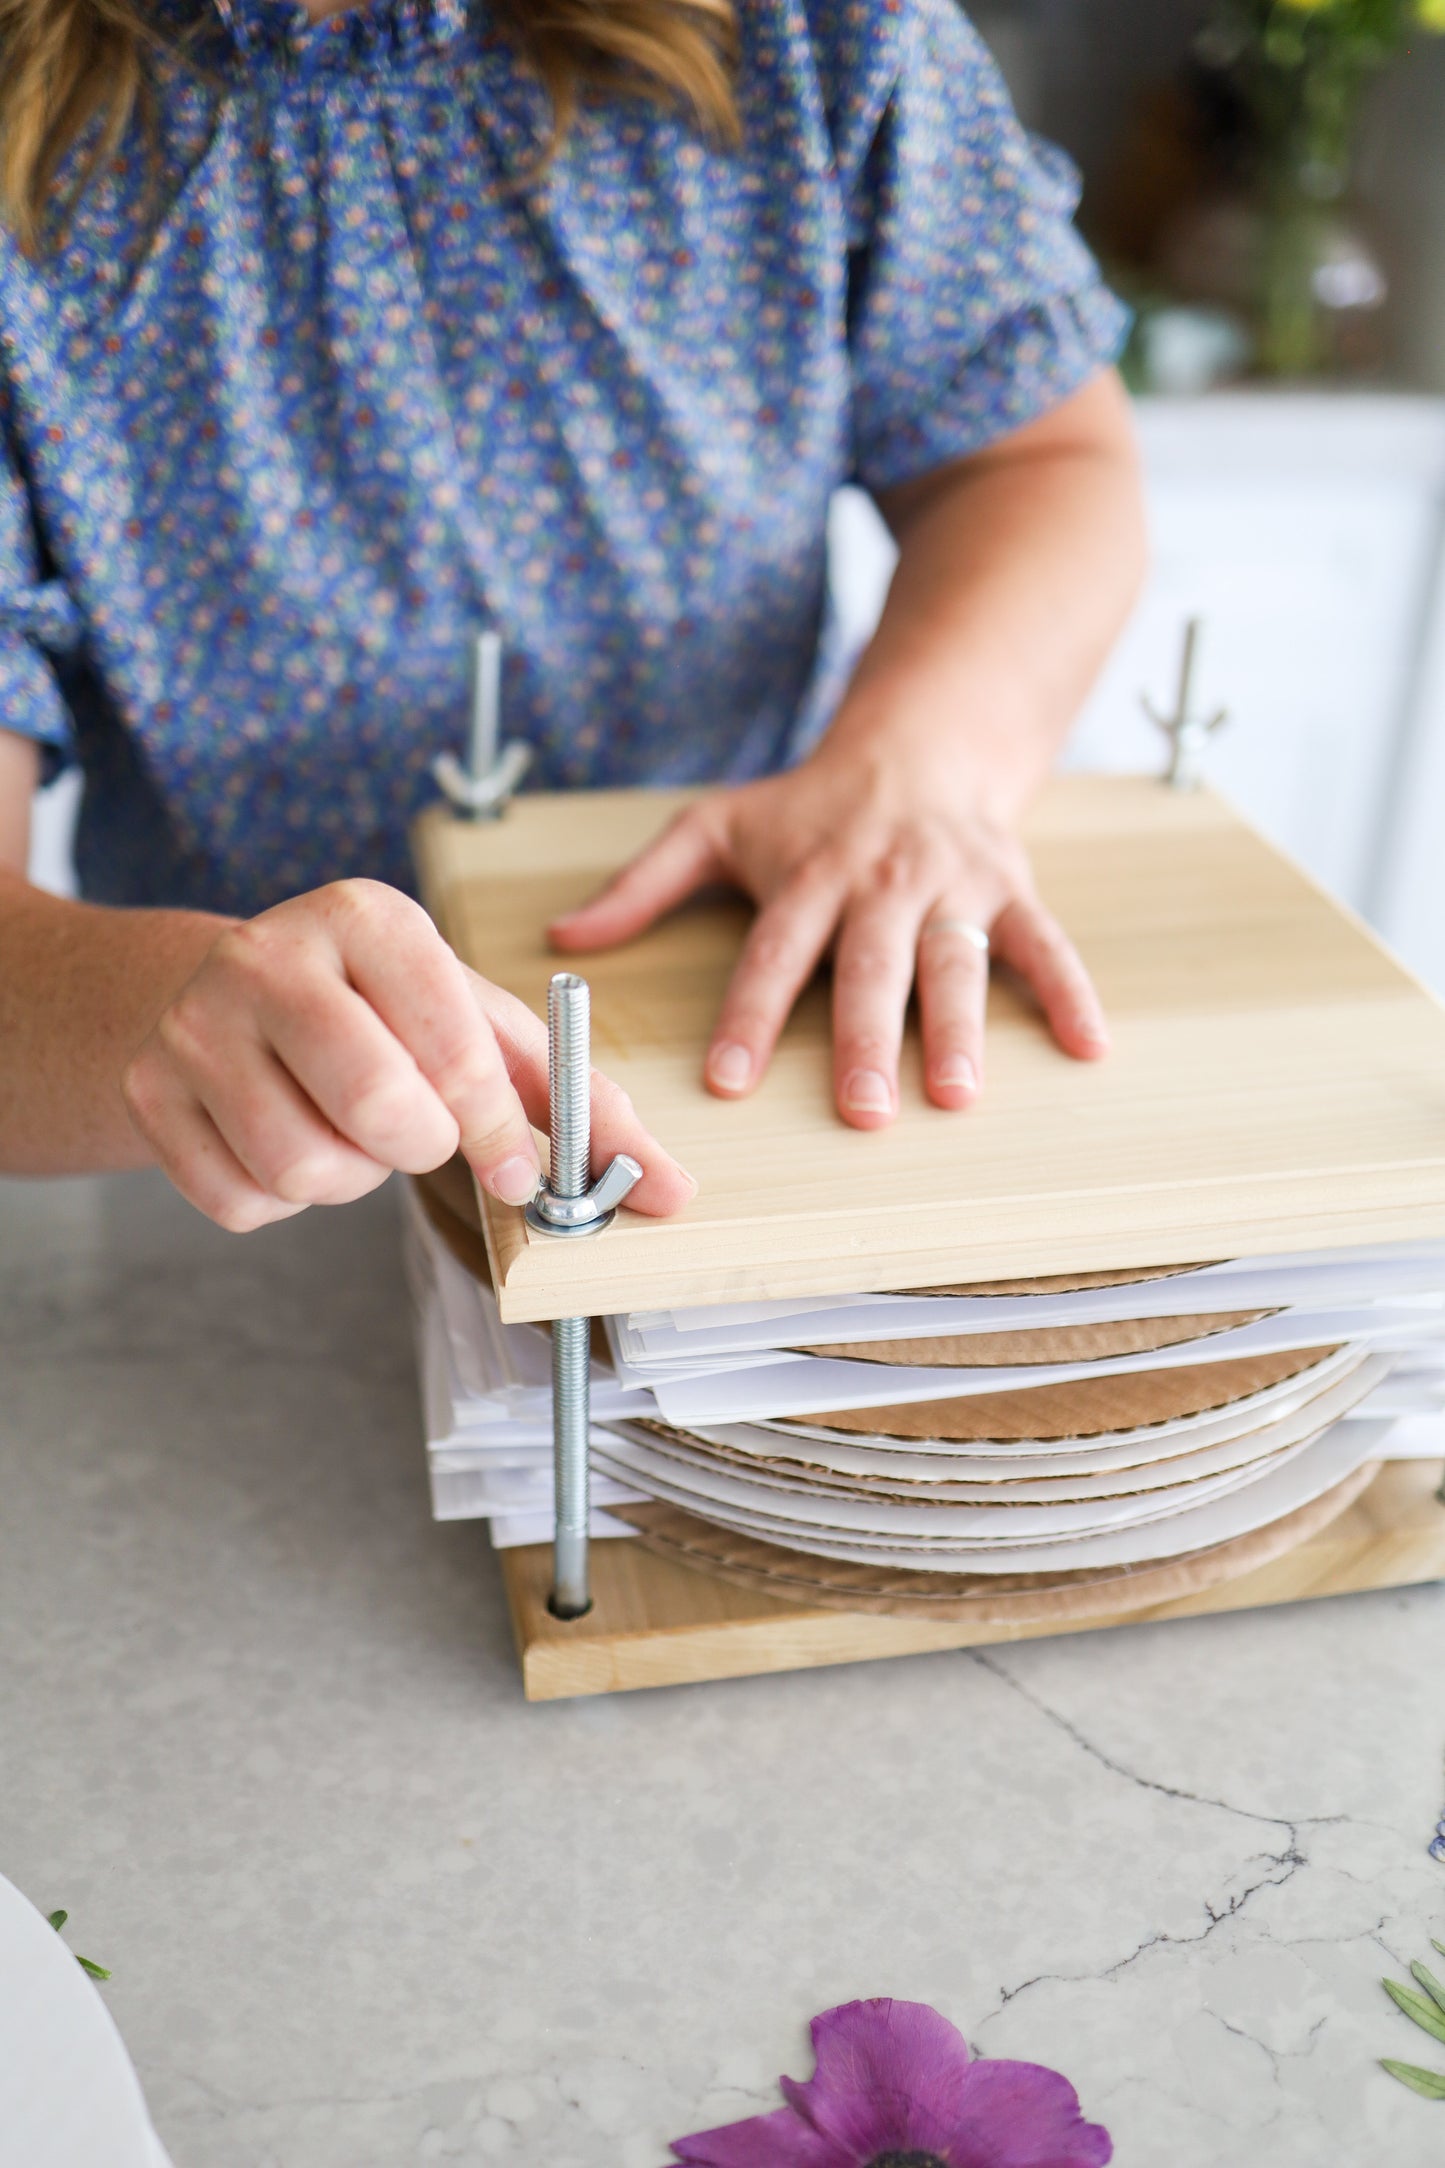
0 409 79 778
838 0 1129 496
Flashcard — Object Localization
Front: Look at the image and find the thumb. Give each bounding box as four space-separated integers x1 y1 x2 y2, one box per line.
548 807 722 952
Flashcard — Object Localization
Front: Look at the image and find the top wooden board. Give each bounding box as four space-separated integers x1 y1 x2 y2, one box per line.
414 778 1445 1323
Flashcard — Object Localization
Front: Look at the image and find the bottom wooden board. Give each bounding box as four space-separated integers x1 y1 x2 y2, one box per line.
499 1460 1445 1701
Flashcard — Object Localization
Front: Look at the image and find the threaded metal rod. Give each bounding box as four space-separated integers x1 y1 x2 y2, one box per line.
547 974 590 1201
547 971 593 1619
464 631 502 822
550 1315 591 1618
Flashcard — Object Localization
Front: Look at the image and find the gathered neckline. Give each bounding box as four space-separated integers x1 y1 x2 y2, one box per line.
210 0 472 69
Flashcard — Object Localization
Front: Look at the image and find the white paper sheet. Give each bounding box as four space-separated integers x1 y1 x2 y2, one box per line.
645 1308 1444 1425
697 1346 1367 1462
1370 1415 1445 1460
405 1192 1441 1554
615 1240 1445 1364
592 1424 1325 1539
586 1420 1390 1572
614 1356 1393 1498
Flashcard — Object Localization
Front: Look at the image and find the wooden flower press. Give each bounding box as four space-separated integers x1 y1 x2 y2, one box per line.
414 776 1445 1700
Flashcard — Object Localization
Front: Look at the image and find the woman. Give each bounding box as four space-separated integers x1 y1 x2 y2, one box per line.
0 0 1145 1232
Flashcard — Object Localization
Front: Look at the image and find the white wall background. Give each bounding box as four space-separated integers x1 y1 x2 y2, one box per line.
830 390 1445 989
28 769 81 897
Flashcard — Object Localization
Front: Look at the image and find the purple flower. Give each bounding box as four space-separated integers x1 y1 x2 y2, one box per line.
669 1999 1112 2168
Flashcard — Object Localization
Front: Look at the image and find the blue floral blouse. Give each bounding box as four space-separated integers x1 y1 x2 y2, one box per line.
0 0 1125 915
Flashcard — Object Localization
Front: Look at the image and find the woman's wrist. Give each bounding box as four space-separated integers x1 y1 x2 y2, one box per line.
805 663 1054 835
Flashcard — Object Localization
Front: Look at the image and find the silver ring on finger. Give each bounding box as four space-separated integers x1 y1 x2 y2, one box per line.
920 915 990 954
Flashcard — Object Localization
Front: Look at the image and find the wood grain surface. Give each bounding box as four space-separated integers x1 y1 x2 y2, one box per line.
415 778 1445 1323
499 1459 1445 1699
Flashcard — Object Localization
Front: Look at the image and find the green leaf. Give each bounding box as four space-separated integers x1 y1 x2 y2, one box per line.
1381 2059 1445 2100
46 1909 110 1979
1433 1942 1445 1963
1411 1962 1445 2016
1383 1977 1445 2047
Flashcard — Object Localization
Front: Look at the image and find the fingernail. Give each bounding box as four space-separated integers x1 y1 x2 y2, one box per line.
675 1164 700 1201
708 1042 752 1091
842 1068 892 1114
934 1056 978 1092
490 1154 541 1206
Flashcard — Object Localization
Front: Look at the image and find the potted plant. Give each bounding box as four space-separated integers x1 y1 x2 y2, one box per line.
1197 0 1445 374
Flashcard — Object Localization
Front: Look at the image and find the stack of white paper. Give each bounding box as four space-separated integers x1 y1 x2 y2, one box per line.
403 1189 653 1540
405 1190 1445 1567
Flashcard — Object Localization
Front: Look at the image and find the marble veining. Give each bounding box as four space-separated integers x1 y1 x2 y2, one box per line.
1 1170 1443 2166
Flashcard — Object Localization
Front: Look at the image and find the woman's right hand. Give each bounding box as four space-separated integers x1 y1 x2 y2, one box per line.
121 878 695 1234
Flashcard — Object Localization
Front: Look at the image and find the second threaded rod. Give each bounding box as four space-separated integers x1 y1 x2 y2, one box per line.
532 972 643 1617
546 973 593 1619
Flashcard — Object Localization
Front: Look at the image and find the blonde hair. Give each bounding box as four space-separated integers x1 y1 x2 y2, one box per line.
0 0 739 255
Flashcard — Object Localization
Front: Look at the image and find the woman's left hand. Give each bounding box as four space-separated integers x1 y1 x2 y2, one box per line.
552 376 1142 1129
547 750 1109 1130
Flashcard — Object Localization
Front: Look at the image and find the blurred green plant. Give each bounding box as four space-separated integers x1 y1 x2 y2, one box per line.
1198 0 1444 370
47 1909 112 1983
1380 1937 1445 2100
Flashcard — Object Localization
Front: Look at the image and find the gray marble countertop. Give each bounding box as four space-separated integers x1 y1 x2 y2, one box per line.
4 1169 1445 2166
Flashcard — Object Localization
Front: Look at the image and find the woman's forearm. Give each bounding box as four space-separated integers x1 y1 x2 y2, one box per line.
820 371 1147 821
0 830 697 1222
0 870 232 1172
